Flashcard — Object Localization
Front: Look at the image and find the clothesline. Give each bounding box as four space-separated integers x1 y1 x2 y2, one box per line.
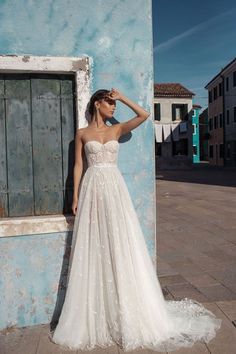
153 121 182 125
154 121 188 142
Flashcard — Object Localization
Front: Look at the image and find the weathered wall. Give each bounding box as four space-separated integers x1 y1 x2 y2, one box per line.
0 0 154 330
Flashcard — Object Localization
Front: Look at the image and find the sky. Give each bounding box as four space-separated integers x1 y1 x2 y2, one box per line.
152 0 236 110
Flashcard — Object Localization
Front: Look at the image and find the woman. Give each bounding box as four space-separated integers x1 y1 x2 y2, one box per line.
50 88 221 352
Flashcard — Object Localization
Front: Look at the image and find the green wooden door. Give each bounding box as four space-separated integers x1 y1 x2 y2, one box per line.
0 74 75 217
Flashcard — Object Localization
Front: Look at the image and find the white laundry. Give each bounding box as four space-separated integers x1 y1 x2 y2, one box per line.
154 123 163 142
163 124 171 142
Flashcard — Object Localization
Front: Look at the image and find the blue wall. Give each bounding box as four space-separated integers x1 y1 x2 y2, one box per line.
0 0 154 329
192 108 201 163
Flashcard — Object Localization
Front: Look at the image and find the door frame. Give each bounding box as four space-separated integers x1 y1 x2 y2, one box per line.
0 54 91 237
0 54 90 128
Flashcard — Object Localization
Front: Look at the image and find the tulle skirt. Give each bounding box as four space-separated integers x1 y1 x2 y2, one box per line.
49 164 221 351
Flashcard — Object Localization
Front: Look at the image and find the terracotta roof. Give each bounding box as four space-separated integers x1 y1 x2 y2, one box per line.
154 83 195 98
193 104 202 109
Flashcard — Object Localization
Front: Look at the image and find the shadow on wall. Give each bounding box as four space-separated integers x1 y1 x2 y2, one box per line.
156 165 236 188
50 231 73 330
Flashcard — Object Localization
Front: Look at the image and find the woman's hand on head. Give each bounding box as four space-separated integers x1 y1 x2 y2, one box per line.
109 88 123 101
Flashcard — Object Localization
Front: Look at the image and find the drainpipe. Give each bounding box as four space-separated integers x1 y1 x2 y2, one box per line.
220 74 225 166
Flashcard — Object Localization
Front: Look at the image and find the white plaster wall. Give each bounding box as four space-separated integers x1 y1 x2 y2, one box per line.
154 97 192 123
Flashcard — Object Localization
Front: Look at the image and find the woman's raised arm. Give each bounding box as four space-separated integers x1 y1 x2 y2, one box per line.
109 88 150 136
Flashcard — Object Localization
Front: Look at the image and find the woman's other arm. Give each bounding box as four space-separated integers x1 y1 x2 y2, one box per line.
72 129 83 215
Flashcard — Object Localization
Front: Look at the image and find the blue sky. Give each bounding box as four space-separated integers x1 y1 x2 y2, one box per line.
152 0 236 110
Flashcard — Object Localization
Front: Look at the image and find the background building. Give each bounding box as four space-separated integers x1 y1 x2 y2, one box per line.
205 57 236 167
192 104 202 163
154 83 194 169
222 58 236 167
199 108 209 161
205 75 224 166
0 0 154 330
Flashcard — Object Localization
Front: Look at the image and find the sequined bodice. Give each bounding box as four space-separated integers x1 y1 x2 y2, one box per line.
84 140 119 167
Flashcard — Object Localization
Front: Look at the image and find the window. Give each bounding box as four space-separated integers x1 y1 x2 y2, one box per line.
219 82 222 96
155 142 162 156
193 124 196 134
226 109 230 125
234 71 236 87
213 86 217 100
154 103 161 121
209 145 214 158
172 104 188 121
0 73 76 217
234 107 236 123
209 90 212 103
193 145 197 155
226 77 229 91
176 107 182 119
209 118 213 130
220 144 224 158
214 115 218 129
219 113 223 128
172 138 188 156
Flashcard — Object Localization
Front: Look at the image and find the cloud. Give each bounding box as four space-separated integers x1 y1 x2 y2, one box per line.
154 8 236 53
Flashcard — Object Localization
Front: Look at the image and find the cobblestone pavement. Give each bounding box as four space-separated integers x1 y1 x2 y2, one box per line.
1 166 236 354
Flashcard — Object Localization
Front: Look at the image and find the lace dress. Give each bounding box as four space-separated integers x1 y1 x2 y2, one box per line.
49 140 221 352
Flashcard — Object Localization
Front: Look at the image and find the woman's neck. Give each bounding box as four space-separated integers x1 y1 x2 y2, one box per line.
90 115 107 129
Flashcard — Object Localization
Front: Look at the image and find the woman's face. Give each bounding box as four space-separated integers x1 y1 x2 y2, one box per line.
96 96 116 118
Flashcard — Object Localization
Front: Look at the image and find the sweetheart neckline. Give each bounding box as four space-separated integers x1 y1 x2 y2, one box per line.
84 139 119 148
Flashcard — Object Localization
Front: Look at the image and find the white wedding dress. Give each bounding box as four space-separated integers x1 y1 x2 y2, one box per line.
50 140 221 352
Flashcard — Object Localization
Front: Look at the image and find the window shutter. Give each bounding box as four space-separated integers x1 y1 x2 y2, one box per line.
172 104 176 121
154 103 161 121
1 73 75 217
5 74 34 217
0 75 7 217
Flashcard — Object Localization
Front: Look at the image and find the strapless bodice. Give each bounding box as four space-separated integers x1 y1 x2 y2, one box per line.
84 140 119 167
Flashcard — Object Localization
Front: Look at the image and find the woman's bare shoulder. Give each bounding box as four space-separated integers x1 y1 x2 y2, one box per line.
75 127 88 138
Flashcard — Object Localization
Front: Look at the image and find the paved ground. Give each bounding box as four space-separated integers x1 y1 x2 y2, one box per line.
1 165 236 354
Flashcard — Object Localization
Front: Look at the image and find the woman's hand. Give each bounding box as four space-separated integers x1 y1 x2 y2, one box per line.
109 88 123 101
111 88 150 136
72 197 78 215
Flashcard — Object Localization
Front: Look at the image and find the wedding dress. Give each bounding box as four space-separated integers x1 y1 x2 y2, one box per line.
49 140 221 352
